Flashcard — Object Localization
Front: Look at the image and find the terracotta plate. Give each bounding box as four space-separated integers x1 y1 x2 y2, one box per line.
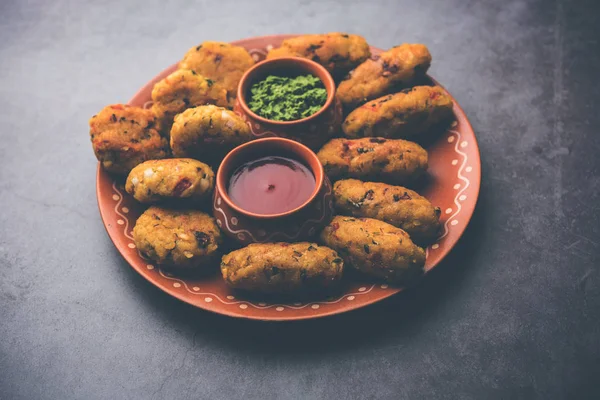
96 35 481 321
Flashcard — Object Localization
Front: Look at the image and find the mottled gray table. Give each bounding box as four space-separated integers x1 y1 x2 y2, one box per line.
1 0 599 399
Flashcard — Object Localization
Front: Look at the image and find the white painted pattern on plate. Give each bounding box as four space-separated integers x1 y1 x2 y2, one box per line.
436 129 470 242
157 268 377 310
112 182 134 240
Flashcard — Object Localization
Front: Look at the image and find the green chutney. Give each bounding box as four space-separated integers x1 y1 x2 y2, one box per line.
247 75 327 121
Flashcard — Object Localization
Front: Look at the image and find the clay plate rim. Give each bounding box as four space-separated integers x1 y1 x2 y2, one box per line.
96 34 481 321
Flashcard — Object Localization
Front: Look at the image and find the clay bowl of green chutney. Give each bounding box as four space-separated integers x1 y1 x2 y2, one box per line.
234 57 343 150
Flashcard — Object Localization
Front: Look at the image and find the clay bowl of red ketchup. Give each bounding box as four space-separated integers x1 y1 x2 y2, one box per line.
213 137 334 245
233 57 343 150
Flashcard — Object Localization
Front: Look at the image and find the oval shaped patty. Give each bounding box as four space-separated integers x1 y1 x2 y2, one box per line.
337 44 432 109
179 41 254 105
89 104 168 175
342 86 453 139
317 137 428 185
221 242 344 294
267 33 370 78
320 216 425 284
170 105 253 162
133 206 222 270
125 158 214 204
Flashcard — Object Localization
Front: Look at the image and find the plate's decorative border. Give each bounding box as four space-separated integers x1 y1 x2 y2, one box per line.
108 121 472 312
158 269 380 311
438 125 472 242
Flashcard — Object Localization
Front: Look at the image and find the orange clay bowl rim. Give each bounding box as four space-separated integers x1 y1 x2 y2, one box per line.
215 136 325 219
236 56 336 125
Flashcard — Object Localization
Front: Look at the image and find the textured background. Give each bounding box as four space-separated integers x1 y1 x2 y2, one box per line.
1 0 599 399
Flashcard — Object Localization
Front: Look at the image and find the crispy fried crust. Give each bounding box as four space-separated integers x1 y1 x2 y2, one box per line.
125 158 214 204
316 137 428 185
342 86 453 139
151 69 229 134
179 41 254 105
267 33 370 78
89 104 169 175
170 105 253 161
333 179 441 245
221 242 344 293
337 44 432 109
133 207 222 269
320 216 425 283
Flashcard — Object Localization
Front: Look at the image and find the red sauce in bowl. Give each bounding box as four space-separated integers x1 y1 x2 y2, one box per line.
227 156 316 215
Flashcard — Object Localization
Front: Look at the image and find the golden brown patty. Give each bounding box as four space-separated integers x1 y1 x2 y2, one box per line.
267 33 370 78
133 206 222 269
316 137 428 185
320 216 425 284
221 242 344 294
125 158 214 204
151 69 229 134
333 179 441 245
337 44 432 109
170 105 253 162
342 86 453 139
89 104 169 175
179 41 254 105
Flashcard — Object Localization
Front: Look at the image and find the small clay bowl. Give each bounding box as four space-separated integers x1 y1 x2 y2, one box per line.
234 57 343 150
213 137 334 245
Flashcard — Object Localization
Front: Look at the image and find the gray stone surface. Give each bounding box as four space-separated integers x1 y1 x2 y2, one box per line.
1 0 599 398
